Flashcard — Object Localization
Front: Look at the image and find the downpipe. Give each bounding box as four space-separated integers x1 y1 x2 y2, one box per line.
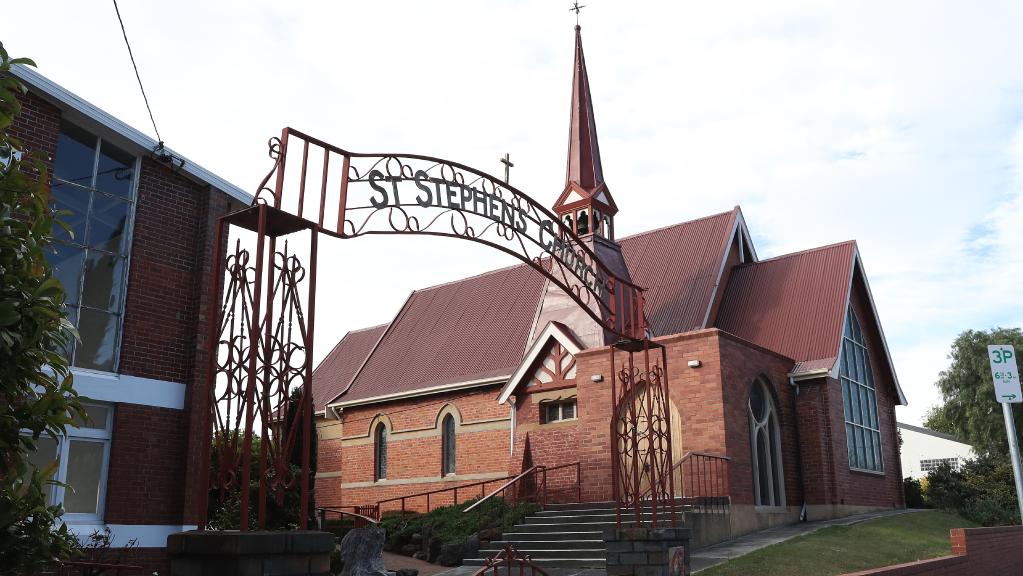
789 376 808 522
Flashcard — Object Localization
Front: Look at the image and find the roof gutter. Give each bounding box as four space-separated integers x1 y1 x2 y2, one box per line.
326 375 508 410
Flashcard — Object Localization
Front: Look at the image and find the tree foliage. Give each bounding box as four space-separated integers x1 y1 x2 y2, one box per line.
924 327 1023 458
0 43 86 572
925 455 1020 526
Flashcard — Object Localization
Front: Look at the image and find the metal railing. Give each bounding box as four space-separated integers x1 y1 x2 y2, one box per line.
673 451 731 514
375 474 520 518
56 560 145 576
463 463 581 534
472 544 550 576
316 505 380 534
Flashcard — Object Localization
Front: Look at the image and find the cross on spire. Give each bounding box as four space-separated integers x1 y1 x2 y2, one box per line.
569 1 586 26
500 153 514 184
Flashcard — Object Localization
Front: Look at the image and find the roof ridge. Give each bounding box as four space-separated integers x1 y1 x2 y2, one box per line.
617 208 737 243
744 239 856 266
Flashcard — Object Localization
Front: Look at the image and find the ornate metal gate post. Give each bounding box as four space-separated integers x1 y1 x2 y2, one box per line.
196 199 319 531
610 338 677 527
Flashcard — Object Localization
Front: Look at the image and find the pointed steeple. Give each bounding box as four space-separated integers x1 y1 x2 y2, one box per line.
554 25 618 241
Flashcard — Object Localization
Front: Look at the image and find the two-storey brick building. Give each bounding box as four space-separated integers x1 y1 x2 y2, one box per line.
11 64 249 572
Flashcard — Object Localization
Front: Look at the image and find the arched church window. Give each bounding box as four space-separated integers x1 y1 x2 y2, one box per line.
441 414 456 476
749 378 784 506
576 210 589 235
374 422 387 481
840 308 883 471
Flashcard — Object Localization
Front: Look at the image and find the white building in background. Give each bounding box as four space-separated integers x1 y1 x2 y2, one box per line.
898 422 976 479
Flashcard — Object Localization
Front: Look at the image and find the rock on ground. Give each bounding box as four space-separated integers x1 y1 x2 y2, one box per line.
340 526 389 576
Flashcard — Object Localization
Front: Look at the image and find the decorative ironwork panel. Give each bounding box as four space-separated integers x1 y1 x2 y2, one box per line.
200 204 319 531
472 544 550 576
252 127 647 341
610 340 677 527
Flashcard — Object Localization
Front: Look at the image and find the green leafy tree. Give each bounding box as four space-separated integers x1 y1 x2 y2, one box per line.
0 43 86 572
925 328 1023 458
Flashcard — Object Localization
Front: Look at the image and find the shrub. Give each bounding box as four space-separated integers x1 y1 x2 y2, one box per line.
380 497 539 556
925 454 1020 526
903 477 927 509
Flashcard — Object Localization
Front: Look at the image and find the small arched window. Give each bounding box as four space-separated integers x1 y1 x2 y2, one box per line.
374 422 387 481
441 414 456 476
749 378 784 506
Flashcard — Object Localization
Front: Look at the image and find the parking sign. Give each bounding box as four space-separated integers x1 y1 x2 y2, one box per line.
989 345 1021 403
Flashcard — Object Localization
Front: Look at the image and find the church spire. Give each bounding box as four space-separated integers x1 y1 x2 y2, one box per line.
554 25 618 241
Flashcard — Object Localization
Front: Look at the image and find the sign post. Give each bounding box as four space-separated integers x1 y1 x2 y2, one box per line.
989 344 1023 523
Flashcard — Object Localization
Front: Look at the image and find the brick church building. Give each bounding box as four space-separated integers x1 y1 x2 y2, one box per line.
311 25 908 545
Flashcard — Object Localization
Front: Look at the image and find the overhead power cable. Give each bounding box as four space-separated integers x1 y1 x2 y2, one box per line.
111 0 163 144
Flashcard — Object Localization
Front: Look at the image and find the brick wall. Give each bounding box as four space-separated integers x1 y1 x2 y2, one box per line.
842 526 1023 576
315 387 513 511
9 90 60 175
105 404 189 525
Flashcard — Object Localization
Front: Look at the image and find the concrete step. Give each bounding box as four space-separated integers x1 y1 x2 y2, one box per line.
462 557 607 568
499 531 603 542
484 539 604 551
525 511 684 524
478 548 606 560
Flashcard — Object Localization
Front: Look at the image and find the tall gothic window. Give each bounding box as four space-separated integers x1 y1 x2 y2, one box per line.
749 377 784 506
48 120 137 372
374 423 387 481
841 308 883 472
441 414 456 476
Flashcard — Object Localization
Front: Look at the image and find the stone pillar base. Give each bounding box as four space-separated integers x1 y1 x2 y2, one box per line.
603 526 691 576
167 530 334 576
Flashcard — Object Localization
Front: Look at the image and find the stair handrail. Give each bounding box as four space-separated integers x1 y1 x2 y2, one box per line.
463 465 544 513
375 473 515 517
315 505 380 529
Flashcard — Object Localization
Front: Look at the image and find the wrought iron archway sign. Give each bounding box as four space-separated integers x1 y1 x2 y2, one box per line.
197 127 671 531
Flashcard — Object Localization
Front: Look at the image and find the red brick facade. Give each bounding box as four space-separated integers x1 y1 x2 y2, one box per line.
11 82 242 574
842 526 1023 576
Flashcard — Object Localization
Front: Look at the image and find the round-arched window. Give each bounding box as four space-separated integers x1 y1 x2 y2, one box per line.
441 414 456 476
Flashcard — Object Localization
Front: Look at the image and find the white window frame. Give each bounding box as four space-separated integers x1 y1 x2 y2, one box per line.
543 399 578 423
25 402 113 524
50 120 141 375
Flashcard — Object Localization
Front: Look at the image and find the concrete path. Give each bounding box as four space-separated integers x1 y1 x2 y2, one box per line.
690 508 925 573
384 551 450 576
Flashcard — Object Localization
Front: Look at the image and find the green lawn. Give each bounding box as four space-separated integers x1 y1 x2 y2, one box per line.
699 511 978 576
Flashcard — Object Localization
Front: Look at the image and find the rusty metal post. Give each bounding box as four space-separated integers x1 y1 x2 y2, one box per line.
196 216 226 529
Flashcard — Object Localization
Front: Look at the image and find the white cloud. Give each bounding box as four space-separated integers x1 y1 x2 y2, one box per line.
5 0 1023 424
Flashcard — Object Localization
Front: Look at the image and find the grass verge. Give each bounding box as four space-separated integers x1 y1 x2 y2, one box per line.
699 510 977 576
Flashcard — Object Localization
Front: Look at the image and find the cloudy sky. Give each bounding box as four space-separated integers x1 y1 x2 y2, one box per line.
5 1 1022 424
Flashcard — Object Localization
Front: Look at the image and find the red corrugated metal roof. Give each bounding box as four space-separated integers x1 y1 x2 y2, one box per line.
335 263 547 405
312 324 387 411
312 208 743 408
714 241 856 364
619 210 736 336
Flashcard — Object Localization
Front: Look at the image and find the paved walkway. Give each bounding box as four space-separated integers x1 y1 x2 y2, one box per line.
690 508 924 573
384 551 450 576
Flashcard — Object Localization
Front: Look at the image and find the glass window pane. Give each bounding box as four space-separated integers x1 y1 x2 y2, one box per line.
849 382 861 424
81 252 125 312
769 420 782 505
853 345 865 382
846 423 855 467
851 312 862 343
51 183 89 244
62 306 78 362
872 432 883 471
841 379 852 421
54 122 97 186
868 389 878 429
64 439 104 514
75 308 118 371
86 195 130 252
864 351 875 389
73 404 110 430
864 426 875 469
48 243 85 306
856 427 867 469
757 429 770 505
859 387 871 427
563 401 576 420
95 141 135 198
25 435 60 505
749 382 765 420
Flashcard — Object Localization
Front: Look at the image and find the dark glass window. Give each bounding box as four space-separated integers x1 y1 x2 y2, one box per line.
441 414 456 476
749 378 784 506
374 423 387 481
841 309 884 472
543 399 578 423
48 121 136 372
